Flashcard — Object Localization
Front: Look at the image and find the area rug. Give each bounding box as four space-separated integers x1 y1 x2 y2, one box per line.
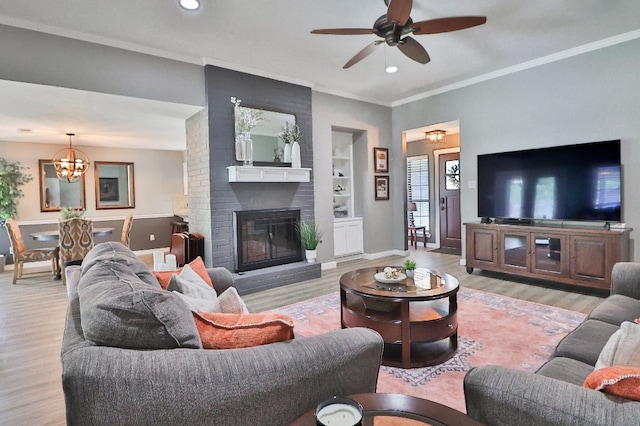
271 287 585 413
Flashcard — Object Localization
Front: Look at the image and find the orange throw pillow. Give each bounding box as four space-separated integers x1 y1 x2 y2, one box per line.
584 366 640 401
193 312 295 349
153 257 213 290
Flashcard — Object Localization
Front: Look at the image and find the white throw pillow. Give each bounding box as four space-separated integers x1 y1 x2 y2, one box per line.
167 266 218 300
595 321 640 370
218 287 250 314
167 265 249 314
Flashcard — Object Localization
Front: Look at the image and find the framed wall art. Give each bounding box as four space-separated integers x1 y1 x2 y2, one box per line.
375 176 389 200
374 147 389 173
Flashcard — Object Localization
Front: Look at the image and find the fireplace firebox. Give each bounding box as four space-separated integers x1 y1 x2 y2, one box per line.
233 209 302 272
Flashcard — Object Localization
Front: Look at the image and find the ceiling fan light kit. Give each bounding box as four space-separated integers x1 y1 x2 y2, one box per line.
311 0 486 69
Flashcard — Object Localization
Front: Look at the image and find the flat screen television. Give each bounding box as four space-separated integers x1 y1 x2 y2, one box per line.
477 140 621 222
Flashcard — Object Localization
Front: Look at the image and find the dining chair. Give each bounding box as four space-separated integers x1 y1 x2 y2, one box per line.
5 218 59 284
59 218 94 285
120 214 134 247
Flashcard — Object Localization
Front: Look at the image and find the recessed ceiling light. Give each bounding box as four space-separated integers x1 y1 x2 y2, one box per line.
179 0 200 11
385 66 398 74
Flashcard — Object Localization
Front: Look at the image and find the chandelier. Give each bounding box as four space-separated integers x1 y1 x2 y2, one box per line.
52 133 90 183
425 129 446 143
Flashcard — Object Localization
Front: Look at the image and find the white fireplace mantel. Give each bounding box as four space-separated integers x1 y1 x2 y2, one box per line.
227 166 311 183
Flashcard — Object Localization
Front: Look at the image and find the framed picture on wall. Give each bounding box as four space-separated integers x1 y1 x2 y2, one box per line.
375 176 389 200
99 177 119 202
374 147 389 173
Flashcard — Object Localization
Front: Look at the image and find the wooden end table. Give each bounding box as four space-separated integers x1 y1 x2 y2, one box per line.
289 393 483 425
340 267 459 369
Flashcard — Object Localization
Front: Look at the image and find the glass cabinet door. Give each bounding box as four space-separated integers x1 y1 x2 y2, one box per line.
531 233 565 276
500 231 529 271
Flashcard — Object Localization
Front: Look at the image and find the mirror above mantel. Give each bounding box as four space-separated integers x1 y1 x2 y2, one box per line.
234 106 296 166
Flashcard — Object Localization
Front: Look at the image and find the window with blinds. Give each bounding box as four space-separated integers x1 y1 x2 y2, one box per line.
407 155 429 228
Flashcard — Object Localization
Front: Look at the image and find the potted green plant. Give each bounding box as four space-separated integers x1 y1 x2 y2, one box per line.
403 258 417 278
296 221 323 263
0 157 33 226
0 157 33 271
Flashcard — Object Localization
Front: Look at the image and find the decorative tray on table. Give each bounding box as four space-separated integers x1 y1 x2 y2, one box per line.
374 267 407 284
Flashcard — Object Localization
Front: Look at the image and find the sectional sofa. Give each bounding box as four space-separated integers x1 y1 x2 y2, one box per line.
60 242 384 425
464 262 640 425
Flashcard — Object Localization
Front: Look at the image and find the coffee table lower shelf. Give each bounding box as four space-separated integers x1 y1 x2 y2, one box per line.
382 338 458 368
341 293 458 369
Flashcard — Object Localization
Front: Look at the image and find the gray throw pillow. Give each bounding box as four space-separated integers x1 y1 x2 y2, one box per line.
78 256 202 350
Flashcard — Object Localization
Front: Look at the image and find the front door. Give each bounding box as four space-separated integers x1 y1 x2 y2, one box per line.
439 152 461 249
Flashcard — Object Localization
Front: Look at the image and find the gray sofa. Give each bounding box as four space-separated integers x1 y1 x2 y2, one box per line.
61 242 384 425
464 262 640 425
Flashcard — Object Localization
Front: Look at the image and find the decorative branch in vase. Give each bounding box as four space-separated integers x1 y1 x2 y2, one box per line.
231 97 264 166
279 122 302 168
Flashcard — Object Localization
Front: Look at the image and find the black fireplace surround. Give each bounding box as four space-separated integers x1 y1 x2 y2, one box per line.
233 209 302 272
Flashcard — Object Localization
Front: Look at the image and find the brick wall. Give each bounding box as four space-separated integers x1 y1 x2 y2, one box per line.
185 107 212 265
200 66 314 271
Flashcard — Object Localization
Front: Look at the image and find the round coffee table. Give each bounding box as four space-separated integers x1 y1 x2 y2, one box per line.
289 393 482 425
340 267 459 369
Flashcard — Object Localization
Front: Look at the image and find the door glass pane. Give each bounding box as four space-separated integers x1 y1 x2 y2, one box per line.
534 236 562 273
503 234 527 268
445 160 460 190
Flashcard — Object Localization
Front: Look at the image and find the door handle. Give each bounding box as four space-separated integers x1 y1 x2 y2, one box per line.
440 197 446 211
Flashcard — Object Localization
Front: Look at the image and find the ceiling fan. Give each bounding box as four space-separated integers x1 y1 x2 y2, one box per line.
311 0 486 69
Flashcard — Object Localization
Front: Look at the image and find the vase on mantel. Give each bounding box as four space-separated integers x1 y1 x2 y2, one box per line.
283 142 292 163
236 131 253 166
291 140 301 168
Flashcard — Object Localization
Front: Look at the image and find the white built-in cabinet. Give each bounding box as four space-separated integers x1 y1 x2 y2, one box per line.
332 131 363 257
334 218 364 257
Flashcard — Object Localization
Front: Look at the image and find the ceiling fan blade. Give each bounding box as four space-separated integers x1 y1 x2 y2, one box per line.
412 16 487 35
343 41 381 69
397 36 430 64
311 28 375 35
386 0 413 26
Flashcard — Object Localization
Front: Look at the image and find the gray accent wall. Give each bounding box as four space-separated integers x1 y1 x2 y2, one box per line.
200 65 315 270
393 38 640 260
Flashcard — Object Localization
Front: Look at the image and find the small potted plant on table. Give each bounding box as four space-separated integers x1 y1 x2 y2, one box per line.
403 258 417 278
297 221 323 263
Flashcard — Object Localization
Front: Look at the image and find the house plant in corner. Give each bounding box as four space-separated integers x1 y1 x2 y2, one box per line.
297 221 323 263
0 157 33 271
403 258 417 278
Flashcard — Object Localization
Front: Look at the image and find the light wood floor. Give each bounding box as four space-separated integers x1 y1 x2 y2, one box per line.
0 248 605 424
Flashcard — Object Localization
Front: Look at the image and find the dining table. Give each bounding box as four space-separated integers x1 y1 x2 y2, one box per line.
30 227 115 279
30 227 115 242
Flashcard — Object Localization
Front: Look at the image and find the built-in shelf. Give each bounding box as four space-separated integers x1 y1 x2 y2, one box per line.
227 166 311 182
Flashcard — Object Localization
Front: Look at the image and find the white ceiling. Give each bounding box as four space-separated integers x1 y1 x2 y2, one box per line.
0 1 639 150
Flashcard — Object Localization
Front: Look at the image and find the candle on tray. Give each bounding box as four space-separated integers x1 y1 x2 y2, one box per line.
315 397 363 426
152 250 164 272
165 254 177 270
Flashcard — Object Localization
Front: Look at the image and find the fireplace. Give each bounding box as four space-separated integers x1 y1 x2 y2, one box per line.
233 209 302 272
